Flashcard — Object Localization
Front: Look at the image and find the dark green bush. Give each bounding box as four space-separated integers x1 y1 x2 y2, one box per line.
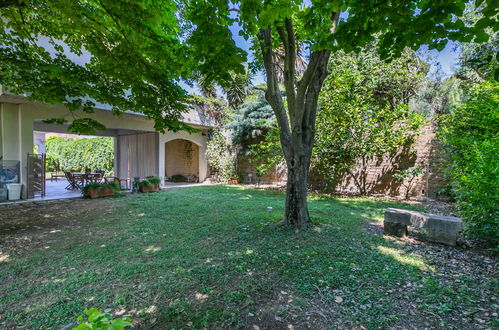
439 82 498 244
139 179 152 187
148 176 161 184
169 174 188 182
46 136 114 174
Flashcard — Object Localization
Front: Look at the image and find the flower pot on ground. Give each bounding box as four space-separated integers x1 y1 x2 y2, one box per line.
82 182 117 199
230 178 239 184
147 177 161 191
138 179 155 193
99 185 115 197
87 187 99 199
139 184 153 193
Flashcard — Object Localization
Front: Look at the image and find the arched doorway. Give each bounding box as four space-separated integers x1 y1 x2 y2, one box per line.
164 139 200 182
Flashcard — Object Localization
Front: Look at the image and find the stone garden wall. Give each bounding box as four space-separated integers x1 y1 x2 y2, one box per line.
237 121 448 198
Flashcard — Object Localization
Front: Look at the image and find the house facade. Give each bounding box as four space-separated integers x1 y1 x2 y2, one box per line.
0 87 213 198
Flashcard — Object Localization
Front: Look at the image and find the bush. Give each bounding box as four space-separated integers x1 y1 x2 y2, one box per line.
81 182 119 198
73 308 131 330
148 176 161 184
139 179 152 187
439 82 498 244
46 136 114 174
169 174 188 183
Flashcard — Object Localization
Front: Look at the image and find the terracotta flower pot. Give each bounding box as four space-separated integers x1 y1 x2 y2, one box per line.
139 184 153 193
99 186 115 197
152 183 160 191
88 188 99 199
231 178 238 184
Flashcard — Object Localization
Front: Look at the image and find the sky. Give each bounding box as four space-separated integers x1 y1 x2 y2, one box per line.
185 24 461 94
38 21 462 95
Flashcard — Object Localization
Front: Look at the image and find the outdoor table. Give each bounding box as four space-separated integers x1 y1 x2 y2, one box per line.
72 173 101 184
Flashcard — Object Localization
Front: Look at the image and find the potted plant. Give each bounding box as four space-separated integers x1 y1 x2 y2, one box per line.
100 182 117 197
223 161 239 184
82 182 117 199
138 179 153 193
148 177 161 191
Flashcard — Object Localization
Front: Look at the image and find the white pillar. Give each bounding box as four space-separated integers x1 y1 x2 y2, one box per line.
0 103 34 198
198 143 207 182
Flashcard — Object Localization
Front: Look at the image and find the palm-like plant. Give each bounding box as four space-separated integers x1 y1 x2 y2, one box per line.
272 45 308 83
223 69 254 109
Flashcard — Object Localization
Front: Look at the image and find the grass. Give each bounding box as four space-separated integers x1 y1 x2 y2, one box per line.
0 186 496 328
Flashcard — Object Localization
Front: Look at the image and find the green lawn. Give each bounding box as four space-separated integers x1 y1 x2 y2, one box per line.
0 186 496 328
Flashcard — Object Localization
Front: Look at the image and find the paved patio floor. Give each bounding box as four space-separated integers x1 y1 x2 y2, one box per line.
0 179 215 205
39 179 82 200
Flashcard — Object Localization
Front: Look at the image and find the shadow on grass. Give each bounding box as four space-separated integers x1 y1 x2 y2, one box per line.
0 185 490 329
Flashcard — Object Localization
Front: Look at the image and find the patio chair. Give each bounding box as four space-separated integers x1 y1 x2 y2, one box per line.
64 171 83 190
94 170 105 183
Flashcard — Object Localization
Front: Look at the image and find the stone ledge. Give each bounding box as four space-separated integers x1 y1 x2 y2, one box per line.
384 208 463 246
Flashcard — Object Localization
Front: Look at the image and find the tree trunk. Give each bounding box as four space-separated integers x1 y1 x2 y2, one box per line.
257 13 339 228
284 151 311 226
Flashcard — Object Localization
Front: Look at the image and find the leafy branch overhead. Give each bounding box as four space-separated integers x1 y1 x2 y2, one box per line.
0 0 224 134
1 0 497 226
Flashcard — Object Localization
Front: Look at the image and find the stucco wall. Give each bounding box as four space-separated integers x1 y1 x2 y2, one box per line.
159 131 208 182
164 140 200 180
0 96 211 198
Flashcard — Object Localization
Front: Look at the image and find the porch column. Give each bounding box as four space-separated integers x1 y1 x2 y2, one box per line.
0 103 34 198
198 143 207 182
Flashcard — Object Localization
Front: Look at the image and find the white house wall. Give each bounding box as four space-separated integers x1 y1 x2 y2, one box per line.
159 130 208 182
0 97 211 198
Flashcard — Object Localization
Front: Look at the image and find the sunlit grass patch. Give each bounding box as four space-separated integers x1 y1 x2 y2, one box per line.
0 186 492 329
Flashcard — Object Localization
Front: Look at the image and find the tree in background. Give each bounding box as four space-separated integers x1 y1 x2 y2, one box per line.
314 48 426 194
186 0 495 227
223 69 255 109
46 137 114 175
439 82 498 244
457 3 499 82
248 48 427 194
230 86 276 150
2 0 496 227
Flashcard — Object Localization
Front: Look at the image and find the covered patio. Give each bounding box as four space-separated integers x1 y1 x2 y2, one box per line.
0 92 212 200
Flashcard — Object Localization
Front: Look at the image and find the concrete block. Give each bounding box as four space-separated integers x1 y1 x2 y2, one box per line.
383 221 408 237
383 208 463 246
427 230 458 246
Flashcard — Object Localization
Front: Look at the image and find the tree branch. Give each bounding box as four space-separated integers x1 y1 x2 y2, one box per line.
258 27 292 156
275 19 297 122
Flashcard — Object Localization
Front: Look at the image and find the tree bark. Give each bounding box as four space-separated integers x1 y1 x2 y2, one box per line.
284 149 311 226
258 12 339 228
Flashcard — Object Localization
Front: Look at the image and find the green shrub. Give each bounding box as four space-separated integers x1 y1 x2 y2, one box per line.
73 308 131 330
439 82 498 244
81 182 119 198
148 176 161 185
169 174 188 182
46 136 114 174
81 182 103 198
139 179 153 187
107 181 120 191
393 167 424 200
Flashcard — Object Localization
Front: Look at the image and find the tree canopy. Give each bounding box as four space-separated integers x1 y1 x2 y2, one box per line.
1 0 213 133
1 0 497 226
